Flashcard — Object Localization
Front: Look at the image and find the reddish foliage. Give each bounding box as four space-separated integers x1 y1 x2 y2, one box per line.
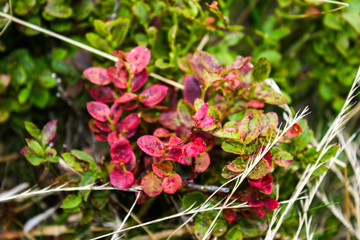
137 135 164 157
86 101 110 122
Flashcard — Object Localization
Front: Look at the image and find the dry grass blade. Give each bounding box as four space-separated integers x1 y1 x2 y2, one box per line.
266 66 360 239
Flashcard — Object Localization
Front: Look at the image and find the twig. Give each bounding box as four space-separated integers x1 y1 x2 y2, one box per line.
185 182 229 193
0 153 20 162
196 33 210 51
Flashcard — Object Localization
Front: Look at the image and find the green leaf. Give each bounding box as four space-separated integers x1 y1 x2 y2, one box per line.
94 19 111 38
91 191 109 210
81 171 97 201
132 2 150 27
212 218 228 237
18 88 31 104
238 216 268 238
61 194 82 209
14 0 36 15
343 11 360 34
177 100 195 123
324 13 341 30
86 33 112 53
320 145 339 162
194 214 211 239
0 107 10 123
45 0 73 18
251 57 271 83
62 153 83 172
71 150 96 169
182 192 207 210
38 70 57 89
226 225 243 240
30 88 50 108
257 89 288 105
238 114 263 144
109 18 130 46
222 140 257 155
24 121 40 139
26 139 44 155
25 153 45 166
215 129 240 140
247 158 271 180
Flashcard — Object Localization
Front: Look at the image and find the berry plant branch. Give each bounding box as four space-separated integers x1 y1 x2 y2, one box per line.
0 11 184 90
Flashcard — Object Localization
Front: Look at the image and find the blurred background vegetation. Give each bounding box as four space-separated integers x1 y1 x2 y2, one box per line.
0 0 359 239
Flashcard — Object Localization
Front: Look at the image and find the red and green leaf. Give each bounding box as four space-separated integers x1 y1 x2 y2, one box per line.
107 67 128 89
194 152 210 172
41 120 57 144
152 160 173 178
141 172 163 197
162 173 182 194
238 113 262 144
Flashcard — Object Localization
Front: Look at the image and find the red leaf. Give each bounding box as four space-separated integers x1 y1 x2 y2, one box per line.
194 137 206 153
246 188 263 207
84 67 111 85
152 160 173 178
137 135 164 157
121 100 139 110
162 173 182 194
185 142 199 157
260 184 273 195
87 101 110 122
88 119 101 133
223 209 237 224
141 172 163 197
125 152 136 171
90 86 116 102
286 123 302 138
194 152 210 172
94 132 108 141
159 111 179 130
163 146 183 162
107 131 120 146
248 175 273 188
198 115 215 129
194 103 208 120
41 120 57 144
262 197 279 209
126 46 151 74
110 170 134 190
168 136 182 146
131 69 148 91
122 114 140 132
109 103 123 124
94 120 111 132
184 75 202 105
107 67 128 89
140 85 168 106
115 92 139 104
153 128 171 138
110 140 133 164
247 100 265 108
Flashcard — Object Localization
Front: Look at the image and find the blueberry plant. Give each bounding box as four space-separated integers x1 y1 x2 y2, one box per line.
77 45 310 238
